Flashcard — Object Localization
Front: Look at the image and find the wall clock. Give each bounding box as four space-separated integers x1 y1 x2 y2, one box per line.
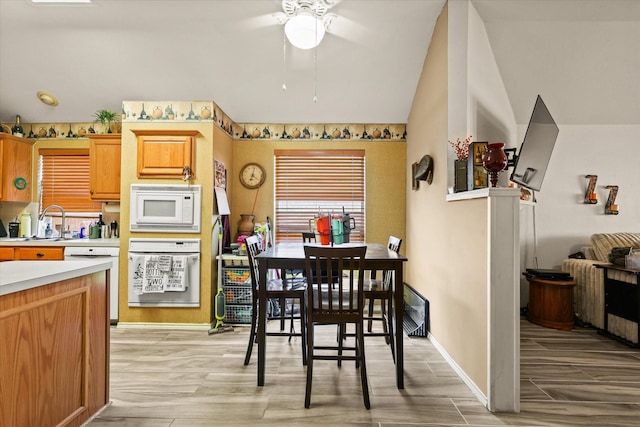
239 162 266 189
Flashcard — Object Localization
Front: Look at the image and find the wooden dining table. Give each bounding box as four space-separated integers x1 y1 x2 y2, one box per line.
254 242 408 388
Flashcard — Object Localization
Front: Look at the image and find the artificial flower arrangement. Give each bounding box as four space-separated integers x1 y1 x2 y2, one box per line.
449 135 473 160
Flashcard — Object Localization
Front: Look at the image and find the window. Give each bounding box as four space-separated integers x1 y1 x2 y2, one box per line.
274 149 365 242
39 148 102 214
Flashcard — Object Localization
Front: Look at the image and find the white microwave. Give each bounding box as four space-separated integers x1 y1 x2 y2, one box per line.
130 184 202 233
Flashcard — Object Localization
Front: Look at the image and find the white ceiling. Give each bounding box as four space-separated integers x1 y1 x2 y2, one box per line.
0 0 638 126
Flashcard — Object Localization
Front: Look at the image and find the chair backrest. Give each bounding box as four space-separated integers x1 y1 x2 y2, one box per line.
245 235 262 290
302 232 316 243
304 245 367 323
383 236 402 286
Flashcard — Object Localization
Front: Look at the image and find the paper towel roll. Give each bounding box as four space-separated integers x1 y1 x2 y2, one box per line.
20 213 31 238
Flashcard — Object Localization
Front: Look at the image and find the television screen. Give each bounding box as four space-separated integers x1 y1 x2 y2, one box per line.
509 95 559 192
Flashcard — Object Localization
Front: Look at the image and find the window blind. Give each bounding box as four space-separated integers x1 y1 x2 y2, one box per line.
274 149 365 242
39 149 102 214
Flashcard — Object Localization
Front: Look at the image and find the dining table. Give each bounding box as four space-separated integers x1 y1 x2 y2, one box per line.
254 241 408 388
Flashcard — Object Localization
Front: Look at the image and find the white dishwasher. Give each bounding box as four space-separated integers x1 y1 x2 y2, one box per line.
64 245 120 324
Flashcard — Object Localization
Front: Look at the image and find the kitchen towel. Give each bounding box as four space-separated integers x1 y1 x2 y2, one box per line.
131 255 145 294
142 255 167 293
165 255 188 292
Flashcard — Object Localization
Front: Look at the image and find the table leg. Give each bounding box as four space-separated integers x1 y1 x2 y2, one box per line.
258 261 267 386
394 263 404 389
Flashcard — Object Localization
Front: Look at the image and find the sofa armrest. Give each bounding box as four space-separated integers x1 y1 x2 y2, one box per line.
562 258 607 328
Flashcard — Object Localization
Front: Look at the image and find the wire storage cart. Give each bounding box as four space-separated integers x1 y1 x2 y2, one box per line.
221 255 252 324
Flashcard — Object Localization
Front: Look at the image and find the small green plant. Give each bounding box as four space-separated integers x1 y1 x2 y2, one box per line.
93 109 119 134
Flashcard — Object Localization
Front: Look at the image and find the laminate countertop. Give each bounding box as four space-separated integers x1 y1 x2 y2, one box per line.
0 238 120 247
0 259 114 296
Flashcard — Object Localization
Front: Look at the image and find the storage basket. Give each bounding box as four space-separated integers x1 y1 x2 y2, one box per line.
226 304 252 324
223 267 251 287
224 285 252 304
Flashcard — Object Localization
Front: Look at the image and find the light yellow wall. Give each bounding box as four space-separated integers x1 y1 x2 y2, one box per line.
119 119 223 325
405 3 489 395
231 139 406 247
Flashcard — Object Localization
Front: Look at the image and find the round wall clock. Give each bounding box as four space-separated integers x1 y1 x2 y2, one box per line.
239 162 266 189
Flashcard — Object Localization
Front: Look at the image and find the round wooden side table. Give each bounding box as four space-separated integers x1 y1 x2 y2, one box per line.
526 277 576 330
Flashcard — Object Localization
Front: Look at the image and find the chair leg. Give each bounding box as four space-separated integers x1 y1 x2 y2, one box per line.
299 297 307 365
386 297 396 364
304 321 314 408
338 323 344 367
356 321 371 409
244 297 258 366
380 298 389 344
280 297 286 330
367 298 375 332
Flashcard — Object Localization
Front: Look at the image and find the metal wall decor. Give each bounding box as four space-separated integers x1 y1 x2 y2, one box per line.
604 185 619 215
584 174 598 203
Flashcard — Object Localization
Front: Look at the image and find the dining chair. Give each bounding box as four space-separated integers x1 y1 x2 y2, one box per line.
243 235 307 366
362 235 402 362
303 245 370 409
302 231 316 243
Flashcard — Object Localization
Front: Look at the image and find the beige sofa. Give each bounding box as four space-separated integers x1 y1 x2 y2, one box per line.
562 232 640 344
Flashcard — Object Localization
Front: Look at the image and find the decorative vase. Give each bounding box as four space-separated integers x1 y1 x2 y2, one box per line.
482 142 508 187
454 159 468 192
237 214 255 237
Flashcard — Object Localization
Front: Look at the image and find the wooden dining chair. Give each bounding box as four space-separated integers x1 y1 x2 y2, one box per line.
243 235 307 366
363 235 402 362
302 232 316 243
303 245 370 409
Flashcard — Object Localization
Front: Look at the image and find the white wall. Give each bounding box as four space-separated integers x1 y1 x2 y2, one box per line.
521 124 640 270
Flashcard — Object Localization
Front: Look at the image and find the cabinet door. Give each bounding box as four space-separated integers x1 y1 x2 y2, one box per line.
0 134 34 202
15 247 64 260
0 247 15 261
89 135 121 200
133 130 198 178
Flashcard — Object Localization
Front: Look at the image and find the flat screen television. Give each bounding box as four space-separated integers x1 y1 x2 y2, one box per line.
509 95 559 192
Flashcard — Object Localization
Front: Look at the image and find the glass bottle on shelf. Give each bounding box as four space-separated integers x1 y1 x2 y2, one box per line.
12 115 24 137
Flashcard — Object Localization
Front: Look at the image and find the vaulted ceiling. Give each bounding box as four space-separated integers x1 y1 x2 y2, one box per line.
0 0 638 126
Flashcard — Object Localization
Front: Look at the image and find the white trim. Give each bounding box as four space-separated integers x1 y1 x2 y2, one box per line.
116 322 212 331
428 333 488 408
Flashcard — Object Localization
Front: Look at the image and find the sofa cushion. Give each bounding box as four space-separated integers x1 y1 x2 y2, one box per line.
590 233 640 262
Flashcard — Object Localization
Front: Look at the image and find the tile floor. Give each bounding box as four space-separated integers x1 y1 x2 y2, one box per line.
87 318 640 426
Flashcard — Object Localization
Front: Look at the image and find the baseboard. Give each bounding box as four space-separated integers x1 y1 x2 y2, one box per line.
116 322 212 330
427 332 488 408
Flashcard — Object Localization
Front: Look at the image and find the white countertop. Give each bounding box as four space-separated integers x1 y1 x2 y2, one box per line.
0 259 114 296
0 238 120 247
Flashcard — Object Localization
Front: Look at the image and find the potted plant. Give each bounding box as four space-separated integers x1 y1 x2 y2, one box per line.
93 109 119 134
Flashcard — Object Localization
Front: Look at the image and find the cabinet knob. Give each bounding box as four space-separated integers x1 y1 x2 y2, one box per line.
36 252 45 257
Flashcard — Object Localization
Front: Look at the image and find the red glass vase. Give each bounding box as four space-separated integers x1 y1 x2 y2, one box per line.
482 142 507 187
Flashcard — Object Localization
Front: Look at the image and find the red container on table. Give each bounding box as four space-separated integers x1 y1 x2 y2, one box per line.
316 216 331 245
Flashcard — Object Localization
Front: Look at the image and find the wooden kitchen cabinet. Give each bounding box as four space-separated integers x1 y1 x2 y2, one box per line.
0 134 34 202
14 246 64 260
132 130 199 178
89 134 121 200
0 247 15 261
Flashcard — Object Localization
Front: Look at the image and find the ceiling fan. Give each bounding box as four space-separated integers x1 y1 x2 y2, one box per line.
272 0 339 49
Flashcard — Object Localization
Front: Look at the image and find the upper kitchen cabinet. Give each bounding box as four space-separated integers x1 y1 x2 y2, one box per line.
0 134 34 202
132 130 199 178
89 134 121 200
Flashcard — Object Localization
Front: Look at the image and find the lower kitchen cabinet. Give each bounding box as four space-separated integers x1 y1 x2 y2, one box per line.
1 246 64 261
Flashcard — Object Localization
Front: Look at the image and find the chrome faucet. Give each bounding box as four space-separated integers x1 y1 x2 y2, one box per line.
40 204 66 239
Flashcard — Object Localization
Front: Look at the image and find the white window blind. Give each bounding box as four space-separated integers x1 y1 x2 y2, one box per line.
274 149 365 242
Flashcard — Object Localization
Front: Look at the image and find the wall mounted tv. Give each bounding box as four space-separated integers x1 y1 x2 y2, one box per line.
509 95 559 192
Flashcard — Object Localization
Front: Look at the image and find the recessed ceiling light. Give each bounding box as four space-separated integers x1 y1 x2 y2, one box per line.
37 91 59 106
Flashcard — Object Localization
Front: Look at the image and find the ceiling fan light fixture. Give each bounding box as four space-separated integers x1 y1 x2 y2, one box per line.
284 12 325 49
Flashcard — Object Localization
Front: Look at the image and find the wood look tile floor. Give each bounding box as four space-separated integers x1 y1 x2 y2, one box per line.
87 317 640 426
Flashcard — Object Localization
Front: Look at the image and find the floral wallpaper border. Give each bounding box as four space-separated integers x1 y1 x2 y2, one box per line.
1 100 407 142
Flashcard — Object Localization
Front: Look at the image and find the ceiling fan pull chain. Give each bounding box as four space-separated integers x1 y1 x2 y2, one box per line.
282 31 288 91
